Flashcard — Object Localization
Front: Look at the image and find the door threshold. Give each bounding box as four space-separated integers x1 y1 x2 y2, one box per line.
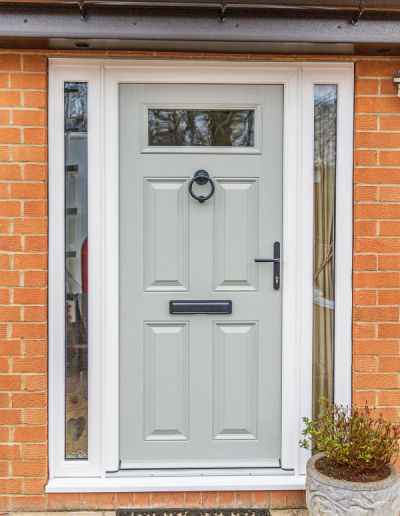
107 467 293 478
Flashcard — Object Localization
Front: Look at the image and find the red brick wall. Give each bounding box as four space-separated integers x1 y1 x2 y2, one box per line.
353 60 400 422
1 52 399 511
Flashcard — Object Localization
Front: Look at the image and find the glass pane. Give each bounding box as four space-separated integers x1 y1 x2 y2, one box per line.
64 82 88 460
312 84 337 420
148 109 254 146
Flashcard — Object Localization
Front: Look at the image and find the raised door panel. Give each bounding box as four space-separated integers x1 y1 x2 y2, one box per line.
213 322 258 440
144 322 189 441
214 179 258 291
144 178 188 292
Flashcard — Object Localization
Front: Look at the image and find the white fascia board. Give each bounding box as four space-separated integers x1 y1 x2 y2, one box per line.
46 475 306 493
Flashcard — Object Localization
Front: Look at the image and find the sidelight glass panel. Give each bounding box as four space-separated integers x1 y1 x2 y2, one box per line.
64 82 88 460
148 109 254 146
312 84 337 420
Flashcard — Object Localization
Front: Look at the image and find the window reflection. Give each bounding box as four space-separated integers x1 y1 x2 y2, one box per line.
313 84 337 420
65 83 88 460
148 109 254 146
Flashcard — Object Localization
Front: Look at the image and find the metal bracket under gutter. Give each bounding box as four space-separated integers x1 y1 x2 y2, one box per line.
78 0 88 19
351 0 366 25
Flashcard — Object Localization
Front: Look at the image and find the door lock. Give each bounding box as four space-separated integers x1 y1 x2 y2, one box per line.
255 242 280 290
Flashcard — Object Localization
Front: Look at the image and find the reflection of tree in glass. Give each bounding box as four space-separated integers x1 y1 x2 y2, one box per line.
149 109 254 146
64 83 88 133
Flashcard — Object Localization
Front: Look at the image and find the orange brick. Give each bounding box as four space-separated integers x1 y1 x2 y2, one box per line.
354 221 377 236
0 461 9 476
0 235 21 250
23 91 47 108
0 409 22 424
12 145 46 162
25 235 47 252
12 110 46 127
24 200 46 217
0 254 9 268
354 255 376 271
0 289 9 303
0 147 10 163
0 55 20 72
168 492 184 508
355 237 400 254
13 425 46 442
354 306 398 322
353 356 376 372
287 490 304 509
10 183 46 199
379 255 400 270
380 186 400 202
47 493 64 510
380 115 400 131
11 74 47 90
24 164 47 180
353 272 399 288
24 477 46 495
0 165 21 180
0 375 22 390
270 490 287 509
82 493 98 510
23 56 47 73
0 477 22 493
24 408 47 425
0 445 20 460
378 323 400 338
355 204 400 220
379 290 400 305
236 491 252 508
11 496 46 511
380 79 398 95
0 74 7 89
14 288 47 304
380 151 400 167
355 79 378 96
24 374 47 391
24 271 47 287
0 182 9 197
64 493 81 510
0 306 20 321
12 356 47 372
24 128 46 144
378 357 400 371
24 340 47 356
0 271 20 286
24 444 47 460
99 493 115 510
116 493 134 509
380 221 400 236
378 390 400 405
14 253 47 269
354 185 377 201
202 492 218 508
13 218 47 235
0 201 20 216
12 392 46 408
356 132 400 148
354 114 377 131
0 110 9 125
353 373 398 389
353 390 376 405
185 492 201 508
0 91 20 108
0 427 9 441
24 306 46 322
356 97 400 114
134 492 150 508
0 496 10 511
0 128 20 144
354 289 376 305
354 149 377 166
353 339 397 356
0 392 8 407
254 491 269 508
151 492 168 508
219 492 235 508
375 407 399 422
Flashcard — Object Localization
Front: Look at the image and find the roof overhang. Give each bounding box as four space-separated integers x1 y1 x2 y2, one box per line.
0 0 400 55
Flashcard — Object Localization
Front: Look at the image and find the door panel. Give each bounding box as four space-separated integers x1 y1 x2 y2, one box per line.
119 83 283 469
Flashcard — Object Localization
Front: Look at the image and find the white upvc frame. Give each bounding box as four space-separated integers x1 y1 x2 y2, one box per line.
47 58 353 492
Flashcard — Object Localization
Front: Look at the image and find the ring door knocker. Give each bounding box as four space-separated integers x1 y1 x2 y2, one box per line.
189 170 215 203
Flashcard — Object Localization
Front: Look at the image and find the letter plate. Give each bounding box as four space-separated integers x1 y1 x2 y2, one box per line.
169 300 232 314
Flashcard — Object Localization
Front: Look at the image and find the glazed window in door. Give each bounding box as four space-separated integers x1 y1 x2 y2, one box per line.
119 84 283 469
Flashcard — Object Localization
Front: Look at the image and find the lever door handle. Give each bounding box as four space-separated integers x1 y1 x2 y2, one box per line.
254 241 280 290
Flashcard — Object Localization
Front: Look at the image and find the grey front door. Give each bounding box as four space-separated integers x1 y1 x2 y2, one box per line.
119 83 283 469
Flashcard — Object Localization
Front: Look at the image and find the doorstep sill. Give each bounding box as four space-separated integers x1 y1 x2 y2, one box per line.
46 474 306 493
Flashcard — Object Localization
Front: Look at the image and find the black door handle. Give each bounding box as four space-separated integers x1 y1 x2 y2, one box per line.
255 241 280 290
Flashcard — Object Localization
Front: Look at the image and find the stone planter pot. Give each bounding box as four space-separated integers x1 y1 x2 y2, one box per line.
306 454 400 516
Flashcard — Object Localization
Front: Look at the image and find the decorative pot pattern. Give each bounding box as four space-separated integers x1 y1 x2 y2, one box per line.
306 454 400 516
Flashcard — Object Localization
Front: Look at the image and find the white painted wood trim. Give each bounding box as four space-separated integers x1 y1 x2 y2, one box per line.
48 58 353 489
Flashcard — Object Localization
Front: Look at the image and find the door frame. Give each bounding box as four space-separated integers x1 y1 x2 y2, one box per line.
47 58 354 492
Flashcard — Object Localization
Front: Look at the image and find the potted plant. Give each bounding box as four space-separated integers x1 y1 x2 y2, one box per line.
300 399 400 516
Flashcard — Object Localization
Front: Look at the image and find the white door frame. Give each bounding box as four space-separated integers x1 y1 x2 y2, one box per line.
47 58 354 492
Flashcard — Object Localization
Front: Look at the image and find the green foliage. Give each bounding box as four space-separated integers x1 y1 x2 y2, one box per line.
300 398 400 472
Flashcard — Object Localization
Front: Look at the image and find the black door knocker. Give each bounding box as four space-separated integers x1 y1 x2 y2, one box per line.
189 170 215 203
